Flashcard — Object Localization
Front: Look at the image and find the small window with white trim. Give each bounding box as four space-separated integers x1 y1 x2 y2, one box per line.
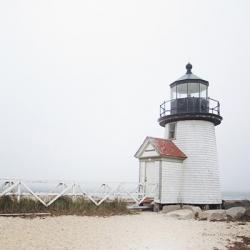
168 122 176 139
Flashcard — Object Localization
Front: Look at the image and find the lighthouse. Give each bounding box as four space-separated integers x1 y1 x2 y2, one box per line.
135 63 222 207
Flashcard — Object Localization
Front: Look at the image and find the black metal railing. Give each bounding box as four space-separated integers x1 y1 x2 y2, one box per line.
160 97 220 117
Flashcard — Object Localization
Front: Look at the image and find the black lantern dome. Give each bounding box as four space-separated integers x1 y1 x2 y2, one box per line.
158 63 222 127
171 63 208 86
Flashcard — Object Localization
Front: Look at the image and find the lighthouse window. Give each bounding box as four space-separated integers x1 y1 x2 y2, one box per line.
168 123 176 139
171 85 177 100
188 82 199 97
177 83 187 98
200 84 207 98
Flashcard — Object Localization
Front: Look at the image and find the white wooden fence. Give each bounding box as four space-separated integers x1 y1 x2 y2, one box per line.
0 179 158 207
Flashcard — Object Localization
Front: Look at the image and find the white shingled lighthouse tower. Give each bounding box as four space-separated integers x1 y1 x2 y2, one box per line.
135 63 222 208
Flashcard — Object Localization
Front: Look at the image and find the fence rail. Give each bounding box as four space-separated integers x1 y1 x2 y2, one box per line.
0 179 158 207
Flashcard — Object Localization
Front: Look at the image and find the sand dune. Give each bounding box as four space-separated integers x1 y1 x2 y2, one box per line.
0 212 249 250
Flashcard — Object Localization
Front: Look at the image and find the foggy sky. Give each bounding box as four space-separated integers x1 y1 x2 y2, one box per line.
0 0 249 191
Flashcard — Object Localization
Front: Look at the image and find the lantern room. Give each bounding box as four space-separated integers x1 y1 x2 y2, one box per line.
170 63 209 114
159 63 222 127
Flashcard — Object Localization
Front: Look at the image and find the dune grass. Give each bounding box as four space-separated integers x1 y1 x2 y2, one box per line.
0 196 131 216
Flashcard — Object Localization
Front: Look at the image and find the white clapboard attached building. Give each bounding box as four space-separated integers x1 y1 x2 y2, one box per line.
135 63 223 207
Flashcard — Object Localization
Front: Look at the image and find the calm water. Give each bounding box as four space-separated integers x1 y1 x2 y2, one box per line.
222 191 250 200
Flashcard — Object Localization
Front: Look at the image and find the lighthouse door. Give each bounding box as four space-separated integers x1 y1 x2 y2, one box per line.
145 161 158 196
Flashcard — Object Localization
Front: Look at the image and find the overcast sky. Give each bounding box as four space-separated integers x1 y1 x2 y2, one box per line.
0 0 249 191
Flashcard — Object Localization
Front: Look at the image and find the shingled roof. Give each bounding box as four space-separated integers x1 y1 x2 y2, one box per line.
135 136 187 159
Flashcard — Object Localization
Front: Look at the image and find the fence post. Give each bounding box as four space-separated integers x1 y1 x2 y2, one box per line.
17 181 21 203
72 183 76 201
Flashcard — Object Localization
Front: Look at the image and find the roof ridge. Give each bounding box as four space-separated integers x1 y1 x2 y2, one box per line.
147 136 172 141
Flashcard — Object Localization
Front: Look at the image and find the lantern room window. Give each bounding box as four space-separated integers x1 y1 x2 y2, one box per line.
200 83 207 98
188 82 199 97
171 85 177 100
177 83 187 98
171 82 208 100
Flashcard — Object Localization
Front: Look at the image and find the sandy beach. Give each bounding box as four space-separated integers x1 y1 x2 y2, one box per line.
0 212 249 250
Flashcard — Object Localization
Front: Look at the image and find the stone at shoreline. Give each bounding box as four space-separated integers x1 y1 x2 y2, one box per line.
165 209 194 220
199 210 227 221
199 211 209 220
161 205 201 216
245 209 250 218
223 200 250 209
226 207 246 220
162 205 181 214
208 210 227 221
182 205 202 217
